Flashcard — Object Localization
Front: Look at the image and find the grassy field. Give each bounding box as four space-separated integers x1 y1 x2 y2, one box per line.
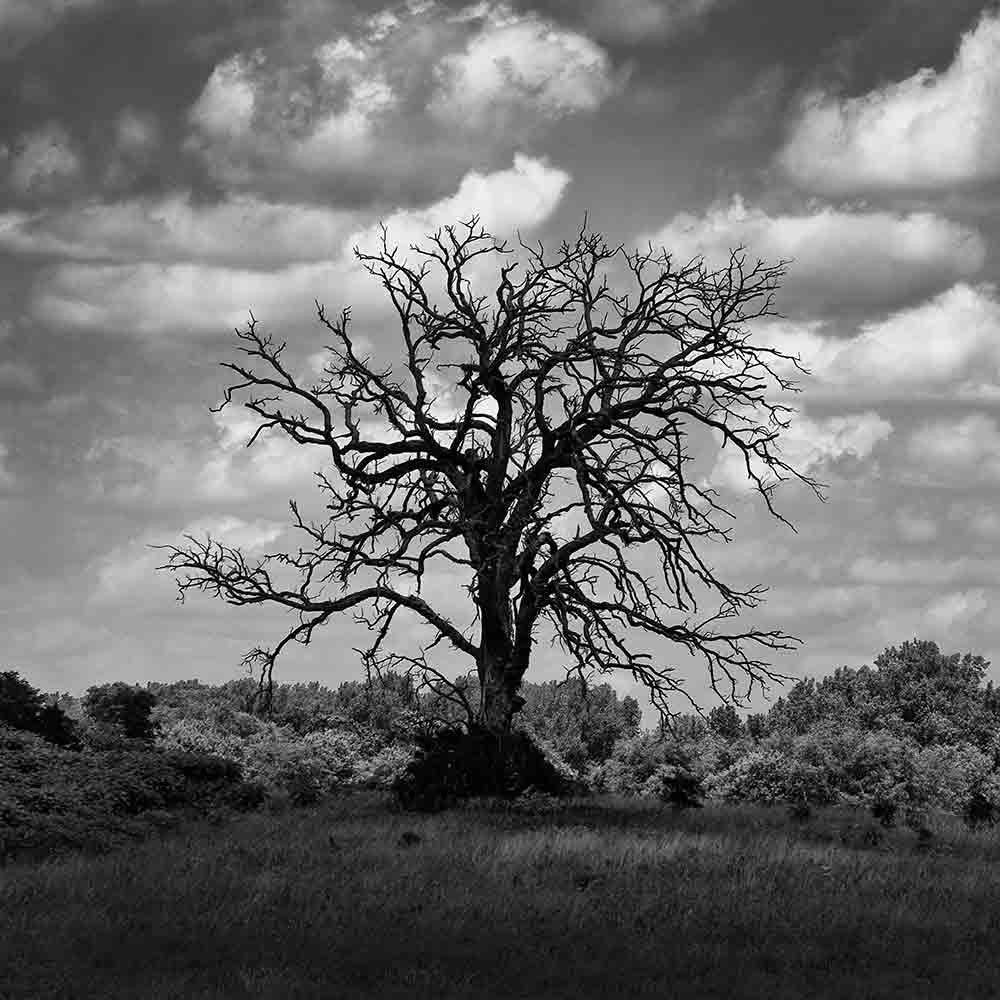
3 793 1000 999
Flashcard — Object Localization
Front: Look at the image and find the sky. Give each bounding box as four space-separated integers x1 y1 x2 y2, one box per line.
2 0 999 722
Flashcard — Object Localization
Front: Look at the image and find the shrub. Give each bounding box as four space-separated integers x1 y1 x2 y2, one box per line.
0 726 246 859
156 714 415 801
964 774 1000 828
706 749 837 806
910 742 992 813
870 796 899 828
645 763 704 808
392 725 576 812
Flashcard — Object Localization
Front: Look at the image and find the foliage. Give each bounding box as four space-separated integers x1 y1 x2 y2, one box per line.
644 761 705 808
909 743 994 814
34 702 80 747
0 670 45 730
964 774 1000 828
0 670 78 747
588 731 710 796
764 641 999 749
708 704 745 742
0 725 247 859
516 678 642 770
706 748 839 807
392 724 579 812
155 713 415 802
84 682 159 741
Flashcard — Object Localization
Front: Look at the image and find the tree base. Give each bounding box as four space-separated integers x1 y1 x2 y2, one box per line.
392 724 577 812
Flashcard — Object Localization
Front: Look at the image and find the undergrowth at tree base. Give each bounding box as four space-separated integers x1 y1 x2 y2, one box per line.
391 724 585 811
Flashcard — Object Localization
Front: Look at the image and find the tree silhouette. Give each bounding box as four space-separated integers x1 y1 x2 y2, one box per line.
159 220 822 735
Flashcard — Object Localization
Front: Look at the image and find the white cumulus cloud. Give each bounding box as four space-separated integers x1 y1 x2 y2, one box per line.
33 155 570 336
185 3 612 196
0 193 359 268
646 197 985 316
708 411 892 493
779 12 1000 194
759 283 1000 404
430 8 615 126
905 414 1000 484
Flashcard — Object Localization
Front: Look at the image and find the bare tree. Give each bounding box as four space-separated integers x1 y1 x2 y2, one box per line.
158 220 822 735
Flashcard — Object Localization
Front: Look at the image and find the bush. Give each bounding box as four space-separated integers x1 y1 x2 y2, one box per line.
645 763 704 808
910 743 993 813
83 683 158 741
588 732 677 795
0 726 246 859
869 796 899 828
706 749 838 806
964 774 1000 828
156 714 416 802
392 724 577 812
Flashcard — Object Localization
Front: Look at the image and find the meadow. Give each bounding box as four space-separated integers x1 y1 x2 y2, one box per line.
4 792 1000 999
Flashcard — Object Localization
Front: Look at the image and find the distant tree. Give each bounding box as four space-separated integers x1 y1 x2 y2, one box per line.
745 712 767 741
0 671 78 747
869 640 993 746
35 702 79 747
708 703 745 741
332 670 422 735
157 215 822 804
83 683 158 741
517 678 641 769
765 640 997 748
0 670 46 732
667 713 710 740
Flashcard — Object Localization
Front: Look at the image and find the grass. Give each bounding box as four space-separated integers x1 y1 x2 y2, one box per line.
3 793 1000 999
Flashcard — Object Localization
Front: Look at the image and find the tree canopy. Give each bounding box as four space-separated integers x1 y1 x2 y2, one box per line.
159 219 822 733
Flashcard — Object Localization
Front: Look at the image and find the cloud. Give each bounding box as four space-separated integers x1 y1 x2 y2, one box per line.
849 554 1000 588
92 515 285 605
194 406 328 503
947 500 1000 539
184 3 612 198
924 589 990 631
429 7 614 126
349 153 570 252
32 155 570 335
905 414 1000 483
708 411 892 492
646 197 985 316
5 123 81 196
82 402 330 507
0 193 359 268
779 12 1000 193
104 109 161 189
0 0 105 57
0 360 40 392
0 441 14 487
760 283 1000 404
894 509 939 544
575 0 726 44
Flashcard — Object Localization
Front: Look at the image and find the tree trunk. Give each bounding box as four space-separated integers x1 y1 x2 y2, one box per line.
475 560 525 735
477 661 525 734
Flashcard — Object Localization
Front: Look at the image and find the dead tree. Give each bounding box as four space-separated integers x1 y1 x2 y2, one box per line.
158 219 822 735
